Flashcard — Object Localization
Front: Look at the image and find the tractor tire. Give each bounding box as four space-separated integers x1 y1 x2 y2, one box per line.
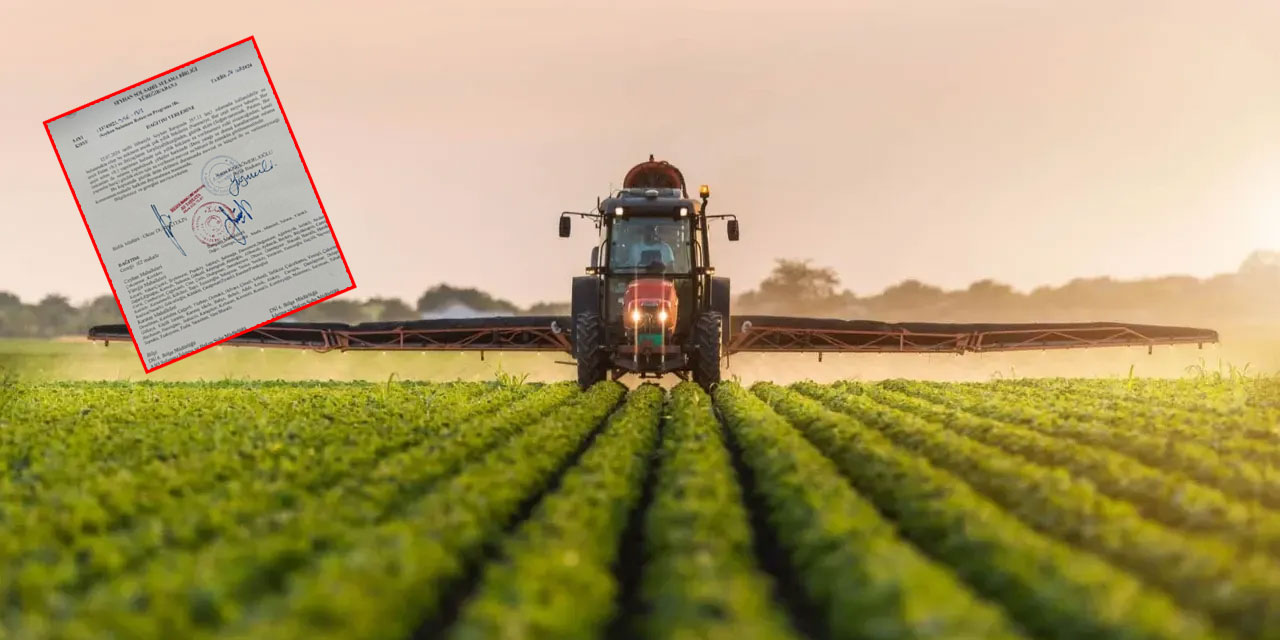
692 311 723 390
574 312 608 389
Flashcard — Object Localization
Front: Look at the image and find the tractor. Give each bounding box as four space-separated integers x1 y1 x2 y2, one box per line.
558 156 739 388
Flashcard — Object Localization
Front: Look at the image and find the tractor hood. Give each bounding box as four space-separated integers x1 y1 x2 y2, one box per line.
623 156 687 195
622 278 679 330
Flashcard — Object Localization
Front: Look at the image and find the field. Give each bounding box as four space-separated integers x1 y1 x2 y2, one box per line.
4 374 1280 639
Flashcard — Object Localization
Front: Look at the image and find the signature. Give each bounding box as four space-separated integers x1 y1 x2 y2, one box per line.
227 159 275 197
152 204 186 256
219 199 254 245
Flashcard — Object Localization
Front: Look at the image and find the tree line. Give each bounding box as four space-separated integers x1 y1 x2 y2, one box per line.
9 250 1280 337
735 251 1280 326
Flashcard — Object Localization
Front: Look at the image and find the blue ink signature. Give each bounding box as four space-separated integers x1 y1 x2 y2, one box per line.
227 159 275 197
219 199 254 245
152 204 186 256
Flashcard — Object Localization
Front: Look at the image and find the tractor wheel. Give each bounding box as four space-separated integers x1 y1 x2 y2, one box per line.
692 311 723 390
574 312 608 389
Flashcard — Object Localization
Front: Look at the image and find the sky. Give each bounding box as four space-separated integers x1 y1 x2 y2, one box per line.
3 0 1280 308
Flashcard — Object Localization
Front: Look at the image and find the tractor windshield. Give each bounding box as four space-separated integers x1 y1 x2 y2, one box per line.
608 217 694 273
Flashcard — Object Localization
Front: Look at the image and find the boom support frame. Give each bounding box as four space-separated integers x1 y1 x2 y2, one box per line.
87 316 1217 356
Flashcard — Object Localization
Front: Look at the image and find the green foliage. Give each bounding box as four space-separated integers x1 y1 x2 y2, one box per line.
800 381 1280 638
750 381 1221 640
867 380 1280 554
638 382 799 640
715 382 1025 639
447 384 662 640
492 364 530 388
8 377 1280 639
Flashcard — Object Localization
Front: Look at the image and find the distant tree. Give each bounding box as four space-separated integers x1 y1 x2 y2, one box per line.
0 292 24 337
737 259 854 314
291 299 366 323
364 296 416 321
33 294 76 337
965 278 1016 297
871 279 946 309
1240 250 1280 276
525 301 570 315
1140 275 1201 298
759 259 841 300
0 306 38 338
1029 276 1130 312
416 284 520 314
960 278 1019 306
81 295 124 330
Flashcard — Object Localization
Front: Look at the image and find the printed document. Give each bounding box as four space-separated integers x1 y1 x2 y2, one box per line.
46 38 354 370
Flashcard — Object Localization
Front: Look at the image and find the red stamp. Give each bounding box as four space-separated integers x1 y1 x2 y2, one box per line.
191 202 230 246
169 185 207 215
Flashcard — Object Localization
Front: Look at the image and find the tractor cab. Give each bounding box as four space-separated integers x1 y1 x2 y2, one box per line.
605 211 696 360
559 156 739 389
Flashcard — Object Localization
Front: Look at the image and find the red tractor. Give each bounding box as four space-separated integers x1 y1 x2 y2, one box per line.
558 155 739 388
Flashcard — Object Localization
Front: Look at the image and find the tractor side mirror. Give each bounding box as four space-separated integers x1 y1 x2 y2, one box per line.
727 219 740 242
590 246 599 268
559 215 571 237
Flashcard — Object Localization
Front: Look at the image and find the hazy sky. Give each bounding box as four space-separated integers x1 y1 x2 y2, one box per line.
4 0 1280 308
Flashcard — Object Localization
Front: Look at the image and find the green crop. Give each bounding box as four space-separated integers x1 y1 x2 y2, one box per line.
637 382 799 640
4 376 1280 639
716 382 1025 639
446 383 663 640
749 381 1220 640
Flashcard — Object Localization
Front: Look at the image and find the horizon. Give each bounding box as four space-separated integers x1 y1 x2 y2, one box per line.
13 246 1272 308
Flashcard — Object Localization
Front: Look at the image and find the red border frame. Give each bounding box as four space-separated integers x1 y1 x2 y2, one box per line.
43 35 356 373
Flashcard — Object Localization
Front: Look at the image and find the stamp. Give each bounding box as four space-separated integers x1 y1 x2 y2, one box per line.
201 155 240 195
168 184 207 215
191 201 231 246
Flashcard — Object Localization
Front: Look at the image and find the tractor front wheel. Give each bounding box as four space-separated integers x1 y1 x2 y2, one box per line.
574 312 608 389
692 311 722 390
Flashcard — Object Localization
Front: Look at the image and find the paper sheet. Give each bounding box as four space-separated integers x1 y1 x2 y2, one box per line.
45 37 354 370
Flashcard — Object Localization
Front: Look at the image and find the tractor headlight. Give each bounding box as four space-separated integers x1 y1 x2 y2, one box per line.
630 309 641 324
658 309 669 323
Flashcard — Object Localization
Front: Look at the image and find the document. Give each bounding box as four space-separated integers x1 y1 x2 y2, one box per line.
45 37 354 371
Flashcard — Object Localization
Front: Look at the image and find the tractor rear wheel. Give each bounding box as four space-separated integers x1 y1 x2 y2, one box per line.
574 312 608 389
692 311 722 390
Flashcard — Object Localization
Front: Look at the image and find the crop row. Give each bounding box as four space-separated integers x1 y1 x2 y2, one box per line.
741 382 1219 640
6 377 1280 639
5 381 583 638
632 382 799 640
0 383 530 583
866 379 1280 556
715 382 1024 638
951 378 1280 462
212 380 626 640
0 381 497 542
996 375 1280 420
445 383 663 639
797 380 1280 638
899 379 1280 510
